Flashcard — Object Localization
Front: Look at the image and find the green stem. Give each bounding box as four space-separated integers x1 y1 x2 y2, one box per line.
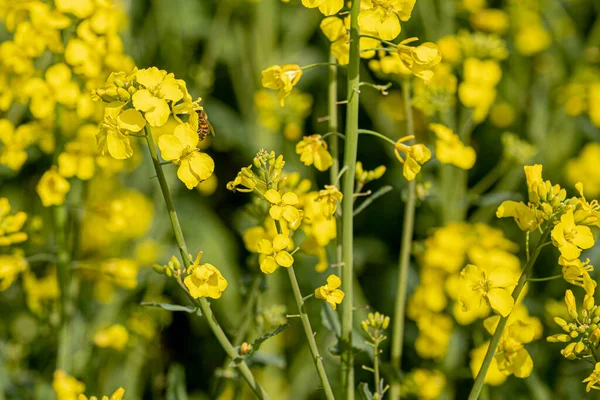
302 62 344 71
467 225 552 400
358 34 398 47
341 1 361 397
54 204 72 372
527 274 562 282
389 80 416 400
328 52 340 190
469 160 510 197
357 129 397 146
143 126 270 400
286 266 335 400
373 341 381 398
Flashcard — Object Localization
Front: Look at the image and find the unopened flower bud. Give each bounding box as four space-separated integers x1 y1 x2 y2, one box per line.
570 331 579 338
575 341 586 354
240 342 252 355
554 317 568 327
152 264 164 275
117 87 131 100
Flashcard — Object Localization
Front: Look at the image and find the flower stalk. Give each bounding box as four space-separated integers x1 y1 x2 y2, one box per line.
341 0 361 397
143 126 270 400
467 225 552 400
389 79 417 400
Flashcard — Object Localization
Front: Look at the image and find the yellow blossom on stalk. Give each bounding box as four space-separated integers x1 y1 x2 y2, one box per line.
316 185 343 218
584 363 600 392
458 58 502 122
396 38 442 81
496 200 538 232
23 63 81 119
158 123 215 189
566 143 600 198
315 274 345 309
459 264 517 317
53 370 85 400
573 183 600 227
97 102 146 160
408 369 446 400
415 313 453 359
394 136 431 181
429 123 476 170
261 64 303 106
296 134 333 171
551 209 595 261
58 125 98 180
301 0 343 16
264 189 300 223
94 324 129 351
320 16 381 64
13 3 70 57
559 257 596 295
484 317 535 378
23 268 59 315
470 9 509 34
257 234 294 274
36 167 71 207
78 387 125 400
131 67 184 127
0 252 28 291
358 0 416 41
0 198 28 246
470 341 507 386
514 18 551 56
183 252 228 299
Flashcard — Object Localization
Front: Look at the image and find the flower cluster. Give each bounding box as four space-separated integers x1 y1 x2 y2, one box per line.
429 123 476 170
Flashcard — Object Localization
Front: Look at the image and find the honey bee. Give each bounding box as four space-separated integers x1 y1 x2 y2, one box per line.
196 109 214 141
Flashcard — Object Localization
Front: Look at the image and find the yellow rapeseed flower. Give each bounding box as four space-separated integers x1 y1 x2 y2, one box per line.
315 274 345 309
132 67 184 127
261 64 303 106
158 123 215 189
583 363 600 392
184 252 228 299
551 210 595 261
459 264 517 317
358 0 416 41
484 317 535 378
429 123 476 170
94 324 129 351
53 370 86 400
36 167 71 207
458 58 502 122
296 134 333 172
301 0 343 16
97 102 146 160
264 189 300 223
496 200 538 232
257 234 294 274
397 38 442 81
394 136 432 181
316 185 343 218
0 252 28 291
0 198 28 246
78 387 125 400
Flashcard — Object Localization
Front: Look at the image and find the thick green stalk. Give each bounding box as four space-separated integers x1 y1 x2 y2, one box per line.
286 267 335 400
467 226 552 400
144 127 270 400
373 341 381 398
389 80 417 400
341 1 361 397
328 52 339 189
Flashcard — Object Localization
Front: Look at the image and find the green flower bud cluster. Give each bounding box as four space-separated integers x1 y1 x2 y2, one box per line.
92 70 138 103
547 290 600 360
361 312 390 341
227 149 285 193
152 256 181 278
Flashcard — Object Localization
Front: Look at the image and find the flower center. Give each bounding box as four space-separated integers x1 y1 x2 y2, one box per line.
565 227 578 242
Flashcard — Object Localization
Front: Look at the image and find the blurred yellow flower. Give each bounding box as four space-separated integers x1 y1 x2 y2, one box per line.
470 342 507 386
315 274 345 309
58 124 97 180
409 369 446 400
0 252 28 291
158 123 215 189
458 58 502 122
470 9 509 34
430 123 476 170
356 162 386 184
397 39 442 81
566 143 600 198
261 64 303 106
484 317 535 378
53 370 86 400
584 363 600 392
257 234 294 274
184 252 228 299
316 185 343 218
36 167 71 207
296 134 333 172
23 268 59 315
0 198 28 246
94 324 129 351
78 387 125 400
459 264 517 317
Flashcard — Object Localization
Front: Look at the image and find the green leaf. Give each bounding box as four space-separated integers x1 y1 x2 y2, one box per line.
231 324 290 364
141 302 200 315
321 303 342 338
359 382 374 400
166 363 188 400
